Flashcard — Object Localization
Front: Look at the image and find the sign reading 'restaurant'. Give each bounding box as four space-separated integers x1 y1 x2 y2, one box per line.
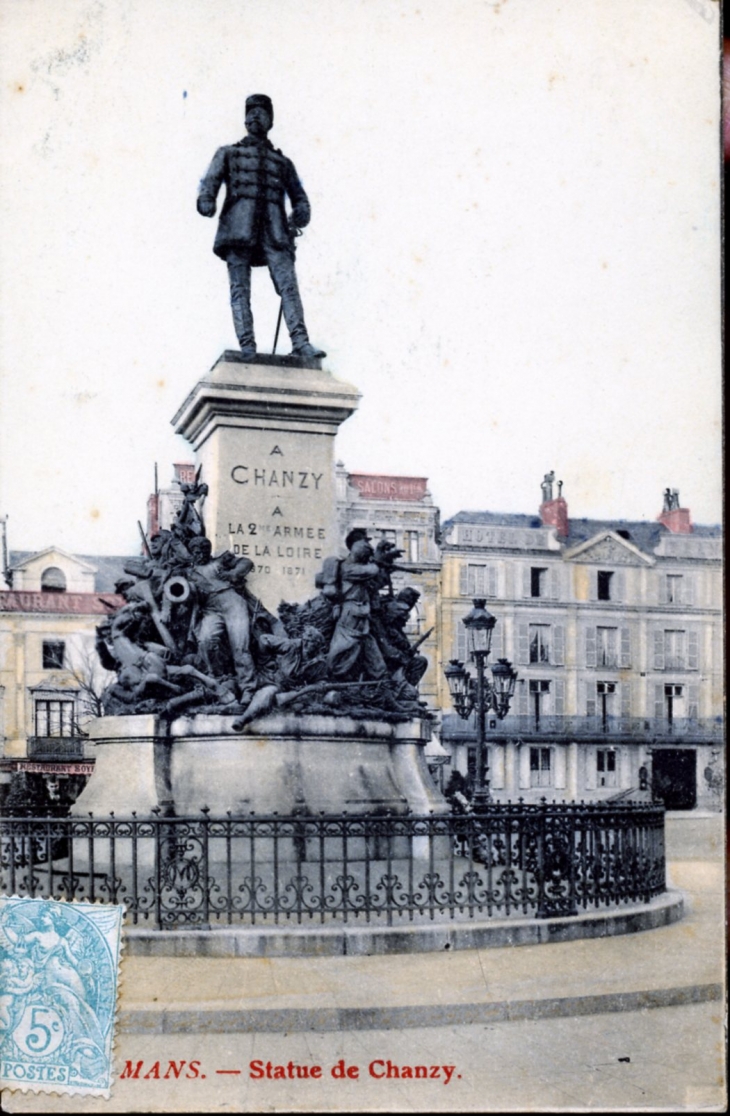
348 475 428 502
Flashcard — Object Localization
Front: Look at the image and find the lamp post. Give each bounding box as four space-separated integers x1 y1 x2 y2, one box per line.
444 599 518 808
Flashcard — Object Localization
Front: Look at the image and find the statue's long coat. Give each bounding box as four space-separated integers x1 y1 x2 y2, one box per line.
197 135 310 266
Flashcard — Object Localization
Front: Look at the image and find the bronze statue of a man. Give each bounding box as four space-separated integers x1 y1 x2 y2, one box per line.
197 94 325 363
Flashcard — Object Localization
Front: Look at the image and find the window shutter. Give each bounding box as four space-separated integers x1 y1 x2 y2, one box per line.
554 679 565 717
550 566 561 600
688 629 699 671
518 744 531 790
522 566 532 598
456 623 468 663
584 747 596 792
613 570 625 603
657 574 668 605
552 625 565 666
517 623 529 665
554 747 566 789
459 564 468 596
688 684 699 720
586 679 597 717
653 630 665 671
516 681 528 716
488 564 498 599
589 569 598 602
619 746 631 789
620 681 631 719
654 683 664 721
585 626 597 668
620 627 631 668
491 744 505 789
491 621 503 659
683 574 694 606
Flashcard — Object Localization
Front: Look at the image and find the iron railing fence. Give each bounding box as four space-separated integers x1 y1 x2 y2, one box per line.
27 736 88 759
443 713 724 741
1 803 665 929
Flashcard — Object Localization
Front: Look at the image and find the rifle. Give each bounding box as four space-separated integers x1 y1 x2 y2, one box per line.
412 626 434 652
138 520 151 557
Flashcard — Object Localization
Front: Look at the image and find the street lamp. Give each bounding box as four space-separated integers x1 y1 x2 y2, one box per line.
444 599 518 808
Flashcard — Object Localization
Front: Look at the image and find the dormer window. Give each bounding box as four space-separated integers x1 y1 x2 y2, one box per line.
597 570 613 601
40 567 67 593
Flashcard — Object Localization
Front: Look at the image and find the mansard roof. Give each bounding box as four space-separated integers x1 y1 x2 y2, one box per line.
442 511 722 555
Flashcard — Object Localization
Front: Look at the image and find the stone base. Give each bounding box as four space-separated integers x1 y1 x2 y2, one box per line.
71 715 171 816
72 713 445 820
123 888 685 958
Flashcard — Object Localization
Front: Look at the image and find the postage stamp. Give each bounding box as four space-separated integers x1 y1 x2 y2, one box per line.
0 897 123 1097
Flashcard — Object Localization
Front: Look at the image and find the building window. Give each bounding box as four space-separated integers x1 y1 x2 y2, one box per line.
596 748 618 788
42 641 66 670
666 574 683 604
664 683 684 724
377 529 397 545
529 625 550 664
404 530 419 563
597 627 618 668
530 746 552 787
531 567 547 598
466 565 485 596
528 679 550 727
597 570 613 601
664 630 686 670
596 680 617 728
34 699 75 738
40 567 67 593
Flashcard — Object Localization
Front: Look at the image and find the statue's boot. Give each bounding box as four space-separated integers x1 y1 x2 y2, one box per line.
292 341 327 361
270 256 326 360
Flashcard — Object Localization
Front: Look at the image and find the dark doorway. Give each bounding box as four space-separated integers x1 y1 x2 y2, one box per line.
652 749 697 810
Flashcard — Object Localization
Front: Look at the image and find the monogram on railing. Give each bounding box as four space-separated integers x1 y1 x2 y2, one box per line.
0 803 666 928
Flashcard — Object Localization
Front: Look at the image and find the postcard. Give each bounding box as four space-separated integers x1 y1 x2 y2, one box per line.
0 0 724 1112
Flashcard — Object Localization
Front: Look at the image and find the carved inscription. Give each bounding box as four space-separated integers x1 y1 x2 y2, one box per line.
230 466 323 489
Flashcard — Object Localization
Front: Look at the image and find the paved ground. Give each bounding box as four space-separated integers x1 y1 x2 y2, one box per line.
109 861 722 1034
5 1002 724 1112
3 815 725 1113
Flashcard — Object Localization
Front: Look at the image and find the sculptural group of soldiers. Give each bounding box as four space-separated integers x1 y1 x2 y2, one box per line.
98 483 430 722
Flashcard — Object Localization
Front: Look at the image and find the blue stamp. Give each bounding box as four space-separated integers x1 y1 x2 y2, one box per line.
0 897 123 1097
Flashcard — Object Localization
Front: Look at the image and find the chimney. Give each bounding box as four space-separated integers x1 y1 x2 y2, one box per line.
657 488 692 534
539 471 569 537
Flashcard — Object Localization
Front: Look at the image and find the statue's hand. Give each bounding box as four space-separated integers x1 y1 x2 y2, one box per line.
290 204 309 229
197 196 216 218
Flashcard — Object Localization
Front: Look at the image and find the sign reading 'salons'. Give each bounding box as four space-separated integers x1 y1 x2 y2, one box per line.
97 482 431 725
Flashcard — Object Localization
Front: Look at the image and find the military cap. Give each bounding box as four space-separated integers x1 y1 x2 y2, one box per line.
345 527 371 550
246 93 273 120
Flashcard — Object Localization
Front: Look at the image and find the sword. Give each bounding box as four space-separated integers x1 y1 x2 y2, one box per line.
273 300 284 355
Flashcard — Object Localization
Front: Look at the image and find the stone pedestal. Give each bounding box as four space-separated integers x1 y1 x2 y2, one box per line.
71 715 170 817
171 352 360 609
168 713 445 817
72 714 446 820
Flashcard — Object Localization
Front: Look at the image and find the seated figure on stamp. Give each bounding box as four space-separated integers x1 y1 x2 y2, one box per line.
197 93 326 363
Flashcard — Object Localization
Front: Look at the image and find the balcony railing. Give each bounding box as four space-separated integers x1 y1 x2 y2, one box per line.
442 714 724 742
0 803 665 925
27 736 87 759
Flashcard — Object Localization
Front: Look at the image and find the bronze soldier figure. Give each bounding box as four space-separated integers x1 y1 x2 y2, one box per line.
197 94 326 363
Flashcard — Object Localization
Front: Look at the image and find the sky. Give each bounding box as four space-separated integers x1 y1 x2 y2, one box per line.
0 0 723 558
